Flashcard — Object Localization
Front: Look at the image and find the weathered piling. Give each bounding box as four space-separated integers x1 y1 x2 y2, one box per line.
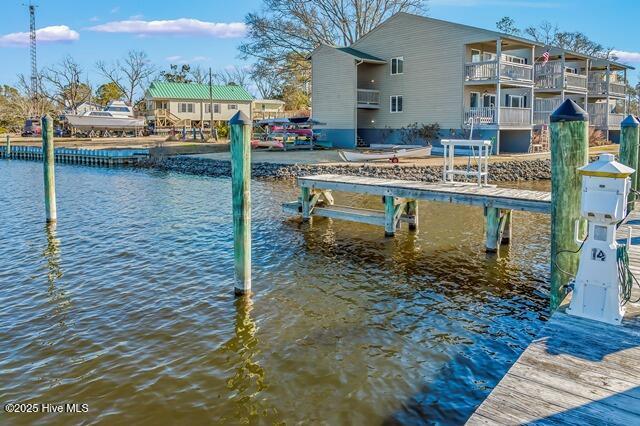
485 207 500 252
5 135 10 158
384 196 395 237
42 115 57 223
620 115 640 210
549 100 589 310
229 111 252 296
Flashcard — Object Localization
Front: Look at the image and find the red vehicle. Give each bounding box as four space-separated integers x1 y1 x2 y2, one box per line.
21 118 42 137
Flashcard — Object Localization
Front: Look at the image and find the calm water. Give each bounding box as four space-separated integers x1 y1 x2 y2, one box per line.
0 160 551 425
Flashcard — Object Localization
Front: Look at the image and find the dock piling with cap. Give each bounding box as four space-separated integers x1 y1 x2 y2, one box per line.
229 111 252 296
549 99 589 310
42 115 57 223
620 115 640 210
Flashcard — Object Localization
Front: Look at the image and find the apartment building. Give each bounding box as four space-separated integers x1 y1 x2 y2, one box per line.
311 12 632 152
144 81 253 129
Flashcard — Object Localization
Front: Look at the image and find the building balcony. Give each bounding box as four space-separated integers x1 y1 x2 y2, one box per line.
464 106 532 127
465 61 534 85
357 89 380 109
588 80 626 98
587 104 624 129
534 61 587 92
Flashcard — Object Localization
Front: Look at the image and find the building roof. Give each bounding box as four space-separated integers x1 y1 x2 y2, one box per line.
146 81 254 101
352 12 634 70
336 47 386 63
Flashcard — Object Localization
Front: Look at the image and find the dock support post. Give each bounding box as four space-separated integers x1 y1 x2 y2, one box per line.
501 210 512 244
485 206 500 252
301 187 311 221
230 111 252 296
407 200 418 232
5 135 10 158
620 115 640 211
384 196 395 237
550 100 589 310
42 115 57 223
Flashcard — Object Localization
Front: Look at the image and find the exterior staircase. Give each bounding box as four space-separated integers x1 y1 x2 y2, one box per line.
153 109 192 128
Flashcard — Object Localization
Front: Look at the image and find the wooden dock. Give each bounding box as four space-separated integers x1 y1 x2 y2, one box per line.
466 210 640 425
283 174 550 248
0 145 149 166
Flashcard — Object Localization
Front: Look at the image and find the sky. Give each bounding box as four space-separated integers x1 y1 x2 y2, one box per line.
1 0 639 91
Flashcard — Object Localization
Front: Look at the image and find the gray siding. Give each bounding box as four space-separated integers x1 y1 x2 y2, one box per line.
351 13 502 130
312 46 357 131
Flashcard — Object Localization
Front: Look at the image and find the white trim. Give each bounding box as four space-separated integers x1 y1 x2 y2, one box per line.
470 91 481 108
391 56 404 75
509 95 525 108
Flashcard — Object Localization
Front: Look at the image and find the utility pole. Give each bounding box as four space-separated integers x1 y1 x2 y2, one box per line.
27 2 38 117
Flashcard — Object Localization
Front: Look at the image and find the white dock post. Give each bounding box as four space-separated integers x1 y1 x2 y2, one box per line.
42 115 57 223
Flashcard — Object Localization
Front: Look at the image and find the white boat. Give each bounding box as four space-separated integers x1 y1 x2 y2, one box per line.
338 146 431 163
66 101 145 130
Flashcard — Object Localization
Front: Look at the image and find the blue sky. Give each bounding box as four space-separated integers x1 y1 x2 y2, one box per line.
1 0 638 90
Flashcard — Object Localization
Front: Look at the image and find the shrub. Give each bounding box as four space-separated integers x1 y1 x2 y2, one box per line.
589 129 608 147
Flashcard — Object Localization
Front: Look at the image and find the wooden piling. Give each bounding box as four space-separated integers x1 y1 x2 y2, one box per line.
42 115 57 223
384 196 395 237
501 210 512 244
5 135 10 158
549 100 589 310
407 200 418 232
620 115 640 210
485 206 500 252
229 111 252 296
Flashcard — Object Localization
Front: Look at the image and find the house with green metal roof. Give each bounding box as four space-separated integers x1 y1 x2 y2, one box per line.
144 81 254 129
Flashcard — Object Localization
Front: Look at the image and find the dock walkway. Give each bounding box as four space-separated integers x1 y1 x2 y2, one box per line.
466 210 640 425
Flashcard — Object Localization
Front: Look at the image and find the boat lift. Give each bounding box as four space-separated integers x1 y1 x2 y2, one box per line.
441 118 492 186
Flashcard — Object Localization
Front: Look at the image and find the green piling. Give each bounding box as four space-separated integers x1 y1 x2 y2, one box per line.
549 100 589 310
384 196 395 237
42 115 57 223
485 206 500 252
229 111 252 296
620 115 640 211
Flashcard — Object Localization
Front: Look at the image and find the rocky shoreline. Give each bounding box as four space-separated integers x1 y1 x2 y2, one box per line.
137 156 552 182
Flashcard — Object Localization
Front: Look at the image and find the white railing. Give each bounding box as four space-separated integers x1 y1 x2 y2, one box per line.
464 107 497 125
588 78 627 97
536 74 563 90
500 107 532 126
565 73 587 90
500 62 533 82
357 89 380 106
465 61 497 81
587 104 625 128
609 113 625 129
610 82 626 97
533 98 563 125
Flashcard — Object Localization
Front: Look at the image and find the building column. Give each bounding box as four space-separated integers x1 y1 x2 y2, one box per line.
606 64 611 141
495 38 502 154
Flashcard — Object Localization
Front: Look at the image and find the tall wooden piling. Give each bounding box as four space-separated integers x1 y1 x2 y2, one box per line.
485 207 500 252
620 115 640 210
549 100 588 310
229 111 252 296
42 115 57 223
5 135 10 158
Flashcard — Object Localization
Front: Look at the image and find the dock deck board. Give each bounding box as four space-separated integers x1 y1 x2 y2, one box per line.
298 174 551 213
466 210 640 425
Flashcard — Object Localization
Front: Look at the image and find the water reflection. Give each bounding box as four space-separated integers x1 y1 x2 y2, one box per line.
43 222 70 328
217 296 276 423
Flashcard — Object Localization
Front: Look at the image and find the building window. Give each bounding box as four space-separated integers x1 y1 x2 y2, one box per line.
390 95 403 113
506 94 525 108
483 94 496 108
391 57 404 75
179 103 194 113
470 92 480 108
205 103 221 114
156 101 168 110
228 104 238 110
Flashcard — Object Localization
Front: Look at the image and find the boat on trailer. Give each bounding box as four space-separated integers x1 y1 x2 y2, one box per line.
65 101 145 131
338 146 431 163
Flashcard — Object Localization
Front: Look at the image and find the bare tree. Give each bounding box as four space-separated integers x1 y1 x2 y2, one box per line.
96 50 155 105
213 66 251 89
240 0 427 76
189 65 208 84
251 63 281 99
39 56 91 113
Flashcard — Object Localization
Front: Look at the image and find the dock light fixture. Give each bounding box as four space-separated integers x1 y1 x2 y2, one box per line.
566 153 635 325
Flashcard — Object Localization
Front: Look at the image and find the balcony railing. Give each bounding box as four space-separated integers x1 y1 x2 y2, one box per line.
465 61 533 83
357 89 380 108
464 106 532 126
588 80 626 97
565 73 588 90
533 98 563 125
535 62 587 91
587 103 625 129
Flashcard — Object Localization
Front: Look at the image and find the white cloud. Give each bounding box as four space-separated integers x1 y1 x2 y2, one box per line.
431 0 560 7
165 55 182 62
88 18 247 38
612 50 640 63
165 55 209 64
0 25 80 47
110 6 120 14
192 56 208 62
129 14 144 20
89 16 100 22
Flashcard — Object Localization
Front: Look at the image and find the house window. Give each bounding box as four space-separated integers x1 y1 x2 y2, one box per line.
390 95 403 113
156 101 168 110
391 57 404 75
178 103 194 113
502 54 527 65
205 103 221 114
483 94 496 108
507 95 525 108
228 104 238 110
470 92 480 108
471 49 482 63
